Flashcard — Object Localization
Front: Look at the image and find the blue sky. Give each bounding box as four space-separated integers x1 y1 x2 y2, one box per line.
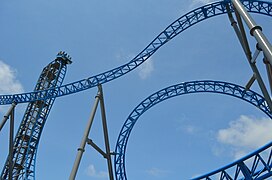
1 0 272 179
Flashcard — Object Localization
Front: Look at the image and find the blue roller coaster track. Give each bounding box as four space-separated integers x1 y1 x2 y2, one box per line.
1 52 71 179
114 80 272 180
1 0 272 179
193 140 272 179
0 0 271 105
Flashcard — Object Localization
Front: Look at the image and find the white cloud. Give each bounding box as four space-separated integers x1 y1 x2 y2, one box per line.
115 50 154 79
184 125 199 134
0 60 24 94
115 49 134 63
0 61 24 113
146 167 171 177
138 58 154 79
217 115 272 159
85 164 108 179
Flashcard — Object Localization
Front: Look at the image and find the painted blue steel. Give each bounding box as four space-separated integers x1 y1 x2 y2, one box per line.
192 141 272 180
1 52 71 180
0 0 271 105
114 80 272 180
0 0 271 179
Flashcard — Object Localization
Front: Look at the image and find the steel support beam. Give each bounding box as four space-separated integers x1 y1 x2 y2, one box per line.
98 85 114 180
69 85 114 180
233 6 251 60
69 93 100 180
227 4 272 111
86 139 107 158
0 102 16 179
245 74 256 90
0 102 16 132
231 0 272 66
264 56 272 95
8 106 14 180
251 44 261 64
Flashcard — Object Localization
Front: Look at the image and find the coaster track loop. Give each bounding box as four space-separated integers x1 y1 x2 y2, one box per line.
114 80 272 180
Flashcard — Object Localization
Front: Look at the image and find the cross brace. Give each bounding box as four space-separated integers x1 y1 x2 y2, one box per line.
69 85 114 180
227 1 272 111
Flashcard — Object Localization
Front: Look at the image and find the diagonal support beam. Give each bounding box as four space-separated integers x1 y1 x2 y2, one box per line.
264 56 272 95
245 73 256 90
97 85 114 180
69 93 100 180
226 4 272 112
233 5 252 61
0 102 17 179
8 105 15 180
0 102 16 132
86 139 107 158
69 85 114 180
231 0 272 66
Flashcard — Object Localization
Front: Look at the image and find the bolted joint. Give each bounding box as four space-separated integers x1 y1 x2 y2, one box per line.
77 148 85 152
263 58 269 65
95 93 102 100
11 101 17 107
231 21 237 27
256 43 262 51
250 25 262 36
110 151 117 156
95 84 104 100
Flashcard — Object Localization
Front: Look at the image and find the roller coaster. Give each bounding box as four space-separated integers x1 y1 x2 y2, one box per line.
1 0 272 179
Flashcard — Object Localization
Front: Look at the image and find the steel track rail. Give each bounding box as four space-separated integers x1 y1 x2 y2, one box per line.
114 80 272 180
193 141 272 179
0 0 271 105
1 52 71 180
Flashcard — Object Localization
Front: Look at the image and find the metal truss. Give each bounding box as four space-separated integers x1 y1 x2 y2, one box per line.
0 52 71 180
0 0 271 105
1 0 272 179
114 80 272 180
193 141 272 179
193 142 272 180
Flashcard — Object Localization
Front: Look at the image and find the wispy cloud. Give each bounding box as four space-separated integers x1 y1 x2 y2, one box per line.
175 115 200 135
0 60 24 95
85 164 108 179
183 125 199 134
138 58 154 79
216 115 272 159
115 49 155 80
0 60 24 113
146 167 171 177
115 49 134 63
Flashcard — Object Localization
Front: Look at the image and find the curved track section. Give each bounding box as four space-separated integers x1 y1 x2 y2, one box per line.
114 80 272 180
0 0 271 105
1 52 71 180
193 141 272 179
